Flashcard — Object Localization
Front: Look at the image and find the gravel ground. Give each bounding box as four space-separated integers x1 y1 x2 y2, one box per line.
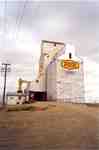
0 102 99 150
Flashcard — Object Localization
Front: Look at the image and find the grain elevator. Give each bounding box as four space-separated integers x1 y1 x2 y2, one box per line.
29 40 85 103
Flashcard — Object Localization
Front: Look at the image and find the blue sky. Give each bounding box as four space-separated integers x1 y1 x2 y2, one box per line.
0 0 99 101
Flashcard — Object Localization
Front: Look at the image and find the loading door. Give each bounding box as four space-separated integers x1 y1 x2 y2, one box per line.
29 91 47 101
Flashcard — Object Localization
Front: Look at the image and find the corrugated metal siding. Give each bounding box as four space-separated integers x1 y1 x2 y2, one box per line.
47 61 57 101
56 60 85 103
47 58 85 103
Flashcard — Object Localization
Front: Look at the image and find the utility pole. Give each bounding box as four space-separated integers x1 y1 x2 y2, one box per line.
1 63 11 106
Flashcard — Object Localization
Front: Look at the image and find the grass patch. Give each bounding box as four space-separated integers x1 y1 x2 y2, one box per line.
7 105 48 112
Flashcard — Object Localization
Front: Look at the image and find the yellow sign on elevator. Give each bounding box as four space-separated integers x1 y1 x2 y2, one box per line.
61 59 80 70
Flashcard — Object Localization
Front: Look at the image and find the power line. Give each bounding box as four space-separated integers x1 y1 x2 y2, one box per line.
2 0 7 49
14 0 28 40
14 0 40 41
4 0 7 34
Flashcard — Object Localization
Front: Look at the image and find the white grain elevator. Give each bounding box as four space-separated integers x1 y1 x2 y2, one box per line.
30 40 85 103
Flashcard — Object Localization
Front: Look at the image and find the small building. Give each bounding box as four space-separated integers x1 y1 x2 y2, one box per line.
6 92 27 105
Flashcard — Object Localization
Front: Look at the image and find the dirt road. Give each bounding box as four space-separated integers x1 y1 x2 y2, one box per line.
0 102 99 150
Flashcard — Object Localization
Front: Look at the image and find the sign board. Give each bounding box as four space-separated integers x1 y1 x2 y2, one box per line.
61 59 80 70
